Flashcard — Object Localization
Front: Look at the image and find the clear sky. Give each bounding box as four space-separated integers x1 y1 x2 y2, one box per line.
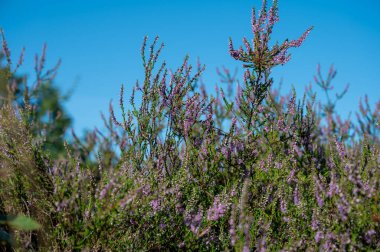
1 0 379 134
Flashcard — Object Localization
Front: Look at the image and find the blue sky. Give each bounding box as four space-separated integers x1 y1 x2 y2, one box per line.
1 0 380 134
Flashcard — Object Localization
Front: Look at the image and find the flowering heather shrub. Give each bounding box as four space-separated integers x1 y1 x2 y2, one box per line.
1 0 380 251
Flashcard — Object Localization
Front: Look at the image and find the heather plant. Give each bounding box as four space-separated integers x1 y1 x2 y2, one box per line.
0 0 380 251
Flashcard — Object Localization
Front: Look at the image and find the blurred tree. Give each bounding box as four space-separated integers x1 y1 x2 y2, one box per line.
0 51 72 159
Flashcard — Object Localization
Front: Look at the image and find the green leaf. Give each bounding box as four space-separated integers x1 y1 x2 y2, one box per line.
6 216 41 231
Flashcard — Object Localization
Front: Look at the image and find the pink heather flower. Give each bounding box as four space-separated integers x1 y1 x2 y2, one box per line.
311 213 319 230
288 27 313 47
142 184 151 195
243 245 250 252
201 142 208 157
267 5 279 28
292 142 303 157
287 169 295 183
221 146 230 160
232 140 244 153
251 7 257 33
334 138 346 160
99 179 115 200
315 190 324 208
323 233 338 251
273 49 291 65
207 197 228 221
243 221 252 251
190 225 198 234
230 229 236 245
150 199 160 213
287 95 296 115
257 0 267 28
327 157 335 170
280 198 287 213
327 176 339 198
315 231 324 243
185 210 203 234
229 205 237 246
229 39 241 60
365 230 376 244
259 159 267 172
275 162 282 169
178 242 185 248
263 125 270 132
337 202 348 221
243 37 252 52
183 119 192 135
235 84 243 108
293 185 300 206
314 176 324 207
256 234 267 252
276 118 285 131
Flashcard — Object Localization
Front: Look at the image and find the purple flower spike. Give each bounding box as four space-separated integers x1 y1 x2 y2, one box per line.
207 196 228 221
229 0 312 71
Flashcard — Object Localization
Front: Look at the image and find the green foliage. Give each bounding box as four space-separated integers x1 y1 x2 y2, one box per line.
0 215 41 231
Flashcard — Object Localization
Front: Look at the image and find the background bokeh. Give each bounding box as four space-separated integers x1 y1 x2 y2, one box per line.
1 0 379 134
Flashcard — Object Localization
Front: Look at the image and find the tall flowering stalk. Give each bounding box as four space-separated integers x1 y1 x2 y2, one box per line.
228 0 312 130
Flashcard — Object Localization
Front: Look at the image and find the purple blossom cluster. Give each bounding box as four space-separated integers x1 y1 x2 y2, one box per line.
207 196 228 221
229 0 312 70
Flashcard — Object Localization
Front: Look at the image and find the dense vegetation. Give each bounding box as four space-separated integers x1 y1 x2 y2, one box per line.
0 1 379 251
